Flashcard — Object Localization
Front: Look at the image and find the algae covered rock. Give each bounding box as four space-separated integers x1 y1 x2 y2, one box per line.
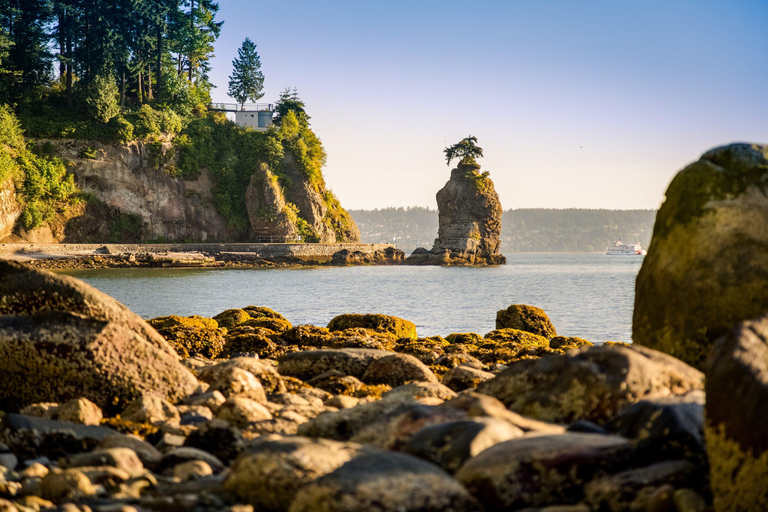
242 316 292 333
495 304 557 337
327 313 417 339
0 312 198 413
476 344 703 424
361 353 438 386
147 315 225 358
550 336 594 350
705 314 768 511
212 308 252 329
633 143 768 369
278 348 392 381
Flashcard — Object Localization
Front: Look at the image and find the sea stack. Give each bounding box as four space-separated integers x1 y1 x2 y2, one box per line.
407 138 505 265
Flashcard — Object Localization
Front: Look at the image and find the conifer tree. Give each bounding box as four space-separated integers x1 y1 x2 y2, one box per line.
227 38 264 110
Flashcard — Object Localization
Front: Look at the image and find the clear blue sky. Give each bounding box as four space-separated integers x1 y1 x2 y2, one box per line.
207 0 768 210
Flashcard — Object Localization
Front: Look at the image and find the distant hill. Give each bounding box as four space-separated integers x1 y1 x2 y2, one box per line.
349 207 657 254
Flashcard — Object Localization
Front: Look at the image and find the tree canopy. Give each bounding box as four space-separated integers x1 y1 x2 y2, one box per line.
227 37 264 109
274 88 309 126
444 135 484 167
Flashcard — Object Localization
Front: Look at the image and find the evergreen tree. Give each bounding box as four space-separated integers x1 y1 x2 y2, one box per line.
274 87 309 125
227 38 263 110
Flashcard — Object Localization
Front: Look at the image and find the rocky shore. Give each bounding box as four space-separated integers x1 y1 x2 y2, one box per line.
0 261 718 512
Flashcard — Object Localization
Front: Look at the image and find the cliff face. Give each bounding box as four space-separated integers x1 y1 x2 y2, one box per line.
406 162 505 265
1 137 360 244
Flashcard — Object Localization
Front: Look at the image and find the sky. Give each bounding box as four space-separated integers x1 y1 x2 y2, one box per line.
207 0 768 211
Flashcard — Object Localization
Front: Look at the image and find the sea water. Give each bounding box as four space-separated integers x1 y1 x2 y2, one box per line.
62 253 642 343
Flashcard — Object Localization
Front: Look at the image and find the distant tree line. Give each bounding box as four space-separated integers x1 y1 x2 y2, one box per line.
349 207 657 254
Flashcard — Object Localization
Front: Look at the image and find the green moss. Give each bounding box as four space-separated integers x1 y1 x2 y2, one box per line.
213 309 252 329
445 333 484 345
549 336 593 350
148 315 218 330
496 304 557 338
243 306 287 320
706 421 768 511
327 314 417 339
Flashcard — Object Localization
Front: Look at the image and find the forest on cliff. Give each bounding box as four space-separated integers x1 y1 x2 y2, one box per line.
350 207 657 253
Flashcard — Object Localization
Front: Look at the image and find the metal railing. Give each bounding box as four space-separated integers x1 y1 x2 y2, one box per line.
253 234 302 243
208 102 273 112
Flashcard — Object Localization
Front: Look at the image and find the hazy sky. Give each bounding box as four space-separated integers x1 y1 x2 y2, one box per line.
208 0 768 210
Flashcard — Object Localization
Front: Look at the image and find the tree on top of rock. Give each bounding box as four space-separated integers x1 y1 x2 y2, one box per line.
228 38 264 110
444 136 484 169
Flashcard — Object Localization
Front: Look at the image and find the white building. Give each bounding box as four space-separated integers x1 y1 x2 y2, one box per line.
208 103 275 132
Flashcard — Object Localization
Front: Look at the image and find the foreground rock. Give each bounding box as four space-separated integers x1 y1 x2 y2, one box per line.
706 314 768 511
456 433 633 509
405 160 505 265
476 344 703 423
290 451 480 512
327 314 417 339
633 143 768 369
0 312 198 413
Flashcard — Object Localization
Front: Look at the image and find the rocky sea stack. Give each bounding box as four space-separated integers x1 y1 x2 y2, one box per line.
406 137 505 266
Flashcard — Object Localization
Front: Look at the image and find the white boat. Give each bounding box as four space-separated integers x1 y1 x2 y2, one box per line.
606 240 647 256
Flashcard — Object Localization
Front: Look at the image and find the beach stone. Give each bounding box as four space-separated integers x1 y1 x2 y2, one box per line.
404 418 524 473
1 414 118 459
442 365 495 391
147 315 226 359
243 306 287 321
97 434 162 469
633 144 768 369
20 402 59 418
383 382 457 401
327 313 417 339
434 352 483 369
362 353 438 386
584 460 698 512
277 348 391 380
308 371 364 395
173 460 212 481
50 398 103 426
160 447 225 474
476 344 703 424
439 391 565 434
216 398 272 428
297 393 419 441
177 405 213 425
495 304 557 337
39 469 96 502
289 451 479 512
0 312 198 414
0 261 174 356
456 433 633 510
184 419 245 464
121 395 180 426
325 395 360 409
604 395 705 464
181 391 226 412
705 314 768 511
673 488 707 512
197 357 286 394
351 404 469 450
208 367 267 402
550 336 594 350
68 448 144 477
224 436 367 511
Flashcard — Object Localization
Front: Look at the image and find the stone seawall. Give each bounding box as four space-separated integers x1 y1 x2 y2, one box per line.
0 242 404 267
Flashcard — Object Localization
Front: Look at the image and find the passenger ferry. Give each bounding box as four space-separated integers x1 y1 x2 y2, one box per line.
606 240 647 256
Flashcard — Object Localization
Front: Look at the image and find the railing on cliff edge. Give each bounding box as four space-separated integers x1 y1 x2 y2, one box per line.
208 103 274 112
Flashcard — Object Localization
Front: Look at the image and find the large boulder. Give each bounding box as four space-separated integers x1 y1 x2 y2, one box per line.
0 312 198 413
0 261 174 356
147 315 224 359
327 314 417 339
361 353 438 386
456 433 633 510
289 451 480 512
476 344 703 424
705 314 768 511
495 304 557 337
277 348 392 381
633 143 768 369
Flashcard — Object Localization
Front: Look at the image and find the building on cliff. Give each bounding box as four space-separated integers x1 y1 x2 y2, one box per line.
209 103 274 132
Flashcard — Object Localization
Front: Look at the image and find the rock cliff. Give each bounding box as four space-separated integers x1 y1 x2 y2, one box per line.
1 136 360 244
406 162 505 265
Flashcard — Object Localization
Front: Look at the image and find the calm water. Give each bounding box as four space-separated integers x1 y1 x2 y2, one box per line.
61 253 643 343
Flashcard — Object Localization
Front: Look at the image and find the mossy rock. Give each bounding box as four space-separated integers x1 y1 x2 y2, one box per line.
148 315 219 331
495 305 557 338
633 143 768 370
445 333 484 345
549 336 594 350
222 327 280 358
393 337 449 365
158 326 226 359
325 328 399 352
213 309 252 330
327 314 417 340
243 306 287 321
484 329 549 350
282 325 334 347
241 317 292 333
